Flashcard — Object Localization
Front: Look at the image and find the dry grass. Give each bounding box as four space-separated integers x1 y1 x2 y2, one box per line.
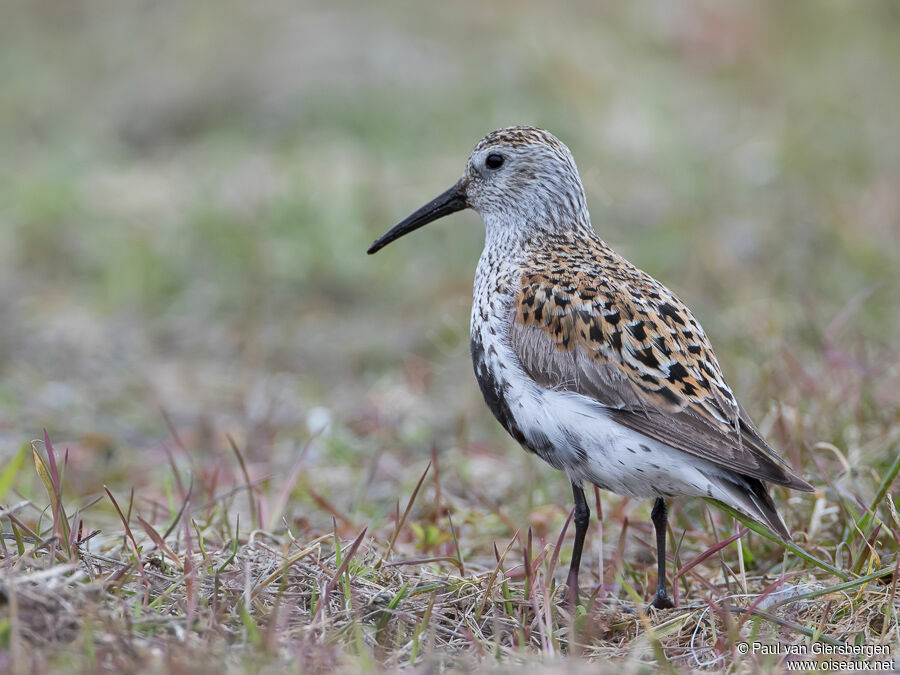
2 415 898 672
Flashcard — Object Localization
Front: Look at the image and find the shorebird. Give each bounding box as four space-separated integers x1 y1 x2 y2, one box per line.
367 126 812 609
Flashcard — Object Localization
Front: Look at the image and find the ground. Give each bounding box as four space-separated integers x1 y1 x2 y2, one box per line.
1 1 899 672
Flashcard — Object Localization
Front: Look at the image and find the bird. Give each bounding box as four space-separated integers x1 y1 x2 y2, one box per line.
367 126 813 609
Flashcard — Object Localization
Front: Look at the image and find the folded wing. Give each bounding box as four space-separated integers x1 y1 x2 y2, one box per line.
511 254 812 492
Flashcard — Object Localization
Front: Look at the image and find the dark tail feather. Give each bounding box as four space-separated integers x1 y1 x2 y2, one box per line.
780 472 815 493
711 475 793 541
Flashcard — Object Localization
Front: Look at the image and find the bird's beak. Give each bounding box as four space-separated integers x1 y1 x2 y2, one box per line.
367 179 468 254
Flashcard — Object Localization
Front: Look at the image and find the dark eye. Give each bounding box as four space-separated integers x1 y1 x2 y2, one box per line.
485 154 505 170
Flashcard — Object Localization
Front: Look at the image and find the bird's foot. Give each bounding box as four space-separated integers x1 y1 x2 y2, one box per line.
648 589 675 611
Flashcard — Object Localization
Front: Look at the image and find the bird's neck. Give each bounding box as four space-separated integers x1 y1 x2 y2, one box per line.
481 211 595 259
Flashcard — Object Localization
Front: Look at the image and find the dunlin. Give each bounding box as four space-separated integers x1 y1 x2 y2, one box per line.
368 126 812 609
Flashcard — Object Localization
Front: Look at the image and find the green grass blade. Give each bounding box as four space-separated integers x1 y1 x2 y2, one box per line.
217 514 240 574
0 444 28 501
705 499 849 581
854 443 900 537
768 564 897 609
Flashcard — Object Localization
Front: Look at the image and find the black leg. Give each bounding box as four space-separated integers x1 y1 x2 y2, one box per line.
649 498 675 609
566 483 590 607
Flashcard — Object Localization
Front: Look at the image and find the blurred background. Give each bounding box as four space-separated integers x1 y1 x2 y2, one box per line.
1 0 899 539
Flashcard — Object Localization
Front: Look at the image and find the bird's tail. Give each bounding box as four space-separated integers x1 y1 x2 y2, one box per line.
704 472 793 541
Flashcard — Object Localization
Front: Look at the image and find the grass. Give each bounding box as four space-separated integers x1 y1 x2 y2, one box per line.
1 0 900 672
3 428 898 672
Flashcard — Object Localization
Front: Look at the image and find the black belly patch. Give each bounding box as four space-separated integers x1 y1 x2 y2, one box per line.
470 335 561 468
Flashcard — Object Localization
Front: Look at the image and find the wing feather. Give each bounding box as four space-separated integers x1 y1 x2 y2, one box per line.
511 245 812 492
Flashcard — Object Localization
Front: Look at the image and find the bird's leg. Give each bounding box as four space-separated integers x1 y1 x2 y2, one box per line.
566 483 590 608
649 497 675 609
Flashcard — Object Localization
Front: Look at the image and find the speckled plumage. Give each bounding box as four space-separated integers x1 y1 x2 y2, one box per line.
369 125 813 608
509 231 807 490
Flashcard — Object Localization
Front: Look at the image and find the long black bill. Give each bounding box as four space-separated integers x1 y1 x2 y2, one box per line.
367 181 468 254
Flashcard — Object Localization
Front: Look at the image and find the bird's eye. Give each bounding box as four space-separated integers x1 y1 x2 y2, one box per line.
485 154 505 170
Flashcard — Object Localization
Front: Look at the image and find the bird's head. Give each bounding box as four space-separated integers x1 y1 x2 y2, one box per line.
367 126 590 255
